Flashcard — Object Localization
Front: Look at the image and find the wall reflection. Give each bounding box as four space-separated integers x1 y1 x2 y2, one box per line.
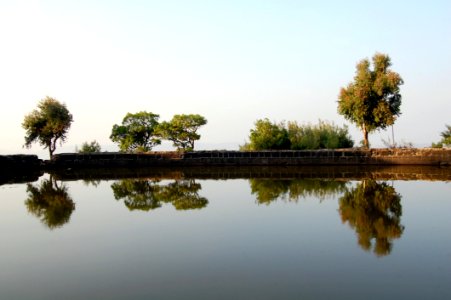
111 179 208 211
25 179 75 229
338 180 404 256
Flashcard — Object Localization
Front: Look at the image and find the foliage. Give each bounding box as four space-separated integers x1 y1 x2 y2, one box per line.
25 179 75 229
156 114 207 151
338 53 403 148
288 120 354 149
339 180 404 257
242 119 353 150
22 96 73 158
111 179 208 211
431 124 451 148
249 179 348 205
110 111 161 152
245 118 290 150
77 140 101 153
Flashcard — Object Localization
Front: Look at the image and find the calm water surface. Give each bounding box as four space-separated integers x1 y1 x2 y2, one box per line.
0 170 450 299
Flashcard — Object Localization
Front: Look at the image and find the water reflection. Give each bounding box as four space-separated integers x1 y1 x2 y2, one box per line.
338 180 404 256
249 179 348 204
111 179 208 211
25 179 75 229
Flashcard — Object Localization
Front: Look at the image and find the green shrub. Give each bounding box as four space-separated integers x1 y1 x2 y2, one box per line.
77 140 101 153
242 119 354 150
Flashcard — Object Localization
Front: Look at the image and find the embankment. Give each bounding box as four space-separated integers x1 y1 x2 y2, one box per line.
48 148 451 168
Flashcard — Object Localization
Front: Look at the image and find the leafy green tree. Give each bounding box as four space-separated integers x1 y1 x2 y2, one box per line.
339 180 404 257
338 53 403 148
22 96 73 158
25 179 75 229
77 140 101 153
243 118 290 150
157 114 207 151
287 120 354 149
431 124 451 148
110 111 161 152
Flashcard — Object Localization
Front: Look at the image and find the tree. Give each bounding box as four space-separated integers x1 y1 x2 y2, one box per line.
22 96 73 158
157 114 207 151
110 111 161 152
77 140 101 153
431 124 451 148
243 118 290 150
338 53 403 148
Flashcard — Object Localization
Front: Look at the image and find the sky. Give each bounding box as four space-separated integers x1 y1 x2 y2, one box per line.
0 0 450 158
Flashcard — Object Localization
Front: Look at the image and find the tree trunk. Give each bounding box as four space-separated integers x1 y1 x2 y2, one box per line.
362 126 369 148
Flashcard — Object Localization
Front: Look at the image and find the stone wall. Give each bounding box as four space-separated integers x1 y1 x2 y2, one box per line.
49 148 451 168
0 155 44 185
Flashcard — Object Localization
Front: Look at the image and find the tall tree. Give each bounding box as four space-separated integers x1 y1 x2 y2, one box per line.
22 97 73 158
110 111 161 152
338 53 403 148
157 114 207 151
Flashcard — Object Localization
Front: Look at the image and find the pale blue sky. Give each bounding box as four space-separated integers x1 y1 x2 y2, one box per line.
0 0 450 157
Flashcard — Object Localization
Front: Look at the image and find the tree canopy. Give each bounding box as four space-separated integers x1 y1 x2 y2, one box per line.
338 53 403 148
22 96 73 158
110 111 161 152
156 114 207 151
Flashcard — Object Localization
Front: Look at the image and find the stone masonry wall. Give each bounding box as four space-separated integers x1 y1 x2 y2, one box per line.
49 148 451 168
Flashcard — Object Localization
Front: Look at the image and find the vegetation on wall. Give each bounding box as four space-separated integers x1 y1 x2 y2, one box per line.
431 125 451 148
338 53 403 148
241 119 353 150
22 96 73 158
77 140 101 153
110 112 161 152
156 114 207 151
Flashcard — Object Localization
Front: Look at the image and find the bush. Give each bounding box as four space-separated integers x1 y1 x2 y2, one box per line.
288 120 354 150
242 119 354 150
77 140 101 153
246 119 290 150
431 125 451 148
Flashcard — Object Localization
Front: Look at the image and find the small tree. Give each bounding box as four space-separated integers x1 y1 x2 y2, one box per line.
110 111 160 152
157 114 207 151
338 53 403 148
431 124 451 148
77 140 101 153
244 118 290 150
22 96 73 158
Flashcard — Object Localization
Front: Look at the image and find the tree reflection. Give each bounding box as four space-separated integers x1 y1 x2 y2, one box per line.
249 179 348 205
25 179 75 229
111 179 162 211
339 180 404 257
111 179 208 211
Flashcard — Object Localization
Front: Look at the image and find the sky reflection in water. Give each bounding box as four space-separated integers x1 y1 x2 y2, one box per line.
0 171 450 300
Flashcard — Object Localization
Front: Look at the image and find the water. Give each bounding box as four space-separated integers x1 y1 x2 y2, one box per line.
0 167 450 299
